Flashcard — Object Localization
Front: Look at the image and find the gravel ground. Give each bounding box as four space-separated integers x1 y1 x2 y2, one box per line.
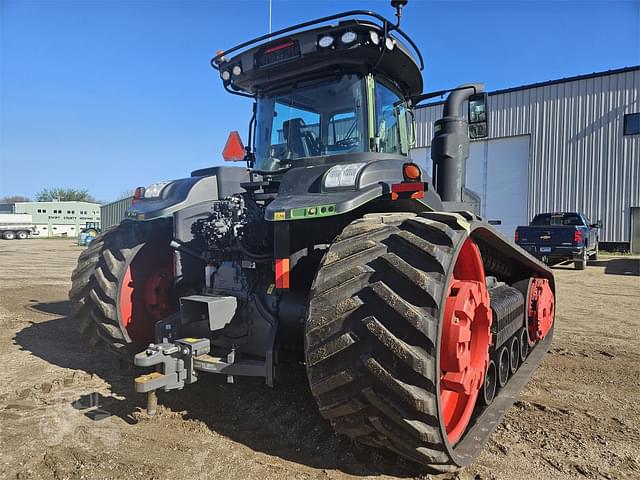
0 239 638 480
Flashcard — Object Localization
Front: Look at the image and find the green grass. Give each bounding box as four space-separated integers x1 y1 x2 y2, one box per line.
599 250 633 257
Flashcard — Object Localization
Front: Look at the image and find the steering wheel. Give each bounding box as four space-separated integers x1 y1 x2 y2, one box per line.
334 137 359 148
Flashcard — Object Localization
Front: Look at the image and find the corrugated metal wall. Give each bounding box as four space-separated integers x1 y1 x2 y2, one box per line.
100 197 132 230
414 67 640 243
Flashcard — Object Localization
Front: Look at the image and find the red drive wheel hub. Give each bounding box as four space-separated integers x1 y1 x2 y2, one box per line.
526 278 555 347
440 238 492 445
118 242 176 345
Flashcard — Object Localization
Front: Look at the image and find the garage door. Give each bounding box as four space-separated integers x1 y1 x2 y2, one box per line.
411 134 530 238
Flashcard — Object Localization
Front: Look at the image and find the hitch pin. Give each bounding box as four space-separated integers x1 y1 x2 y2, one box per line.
147 390 158 416
134 371 164 416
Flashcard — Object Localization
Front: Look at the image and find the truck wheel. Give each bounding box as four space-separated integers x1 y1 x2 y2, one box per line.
16 231 28 240
574 250 587 270
3 231 15 240
305 212 492 471
589 242 599 261
68 219 177 358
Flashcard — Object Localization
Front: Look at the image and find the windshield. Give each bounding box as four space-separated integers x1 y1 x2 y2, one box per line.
254 74 366 172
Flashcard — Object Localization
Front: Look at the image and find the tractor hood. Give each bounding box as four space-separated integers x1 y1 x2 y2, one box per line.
264 153 442 221
125 167 250 221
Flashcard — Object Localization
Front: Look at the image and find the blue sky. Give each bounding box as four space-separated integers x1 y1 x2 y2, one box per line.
1 0 638 202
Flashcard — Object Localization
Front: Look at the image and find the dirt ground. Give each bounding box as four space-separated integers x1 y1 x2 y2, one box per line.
0 239 638 480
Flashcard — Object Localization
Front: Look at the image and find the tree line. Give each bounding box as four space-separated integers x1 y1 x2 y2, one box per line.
1 188 105 204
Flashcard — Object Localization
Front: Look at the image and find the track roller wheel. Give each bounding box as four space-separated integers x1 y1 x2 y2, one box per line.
497 346 509 388
518 328 529 363
481 360 497 406
305 212 493 472
69 219 178 358
509 336 519 374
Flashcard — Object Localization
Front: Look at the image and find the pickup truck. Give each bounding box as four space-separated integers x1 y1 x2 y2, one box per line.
515 212 600 270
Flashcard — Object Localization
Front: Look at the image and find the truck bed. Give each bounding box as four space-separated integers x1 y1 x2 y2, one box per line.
516 225 581 258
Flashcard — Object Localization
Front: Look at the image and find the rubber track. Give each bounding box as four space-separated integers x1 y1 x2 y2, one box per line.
305 212 469 471
68 219 172 358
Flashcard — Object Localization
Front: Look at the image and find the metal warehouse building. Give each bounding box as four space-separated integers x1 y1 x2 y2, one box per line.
410 66 640 251
100 197 132 231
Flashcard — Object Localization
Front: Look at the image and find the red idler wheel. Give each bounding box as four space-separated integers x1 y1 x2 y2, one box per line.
526 278 555 347
440 238 492 445
119 242 175 345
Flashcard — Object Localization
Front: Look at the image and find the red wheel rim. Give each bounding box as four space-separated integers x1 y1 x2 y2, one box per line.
526 278 555 347
118 242 176 345
439 238 492 445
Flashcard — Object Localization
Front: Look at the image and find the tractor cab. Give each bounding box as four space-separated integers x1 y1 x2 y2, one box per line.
252 71 413 173
213 10 424 174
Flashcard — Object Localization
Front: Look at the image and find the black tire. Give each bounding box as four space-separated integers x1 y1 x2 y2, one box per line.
509 336 519 374
68 219 174 358
497 346 509 388
518 328 529 363
589 242 599 261
574 250 587 270
3 231 15 240
481 360 497 406
305 212 478 472
16 231 28 240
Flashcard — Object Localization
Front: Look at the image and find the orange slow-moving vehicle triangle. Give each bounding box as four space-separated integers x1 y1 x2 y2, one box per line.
222 131 245 161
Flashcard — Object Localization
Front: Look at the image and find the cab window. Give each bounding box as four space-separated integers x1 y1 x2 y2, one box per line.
327 112 360 151
272 101 320 158
374 81 408 155
254 74 366 172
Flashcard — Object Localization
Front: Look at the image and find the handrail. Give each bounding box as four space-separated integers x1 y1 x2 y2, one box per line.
210 10 424 72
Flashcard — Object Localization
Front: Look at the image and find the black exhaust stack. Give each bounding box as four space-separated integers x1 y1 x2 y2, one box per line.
431 83 486 210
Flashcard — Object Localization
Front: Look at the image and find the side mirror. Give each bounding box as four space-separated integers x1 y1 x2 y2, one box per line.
222 131 246 161
468 93 488 139
593 220 603 228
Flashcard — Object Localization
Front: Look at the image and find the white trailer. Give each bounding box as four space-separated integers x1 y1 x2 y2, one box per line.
0 213 38 240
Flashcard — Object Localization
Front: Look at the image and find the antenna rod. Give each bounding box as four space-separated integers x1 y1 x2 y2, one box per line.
390 0 408 28
269 0 272 38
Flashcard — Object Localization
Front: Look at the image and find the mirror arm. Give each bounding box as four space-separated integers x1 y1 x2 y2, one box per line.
224 83 255 99
246 103 257 169
410 85 481 108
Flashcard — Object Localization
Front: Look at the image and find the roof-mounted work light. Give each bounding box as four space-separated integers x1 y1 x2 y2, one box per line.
318 35 334 48
340 31 357 44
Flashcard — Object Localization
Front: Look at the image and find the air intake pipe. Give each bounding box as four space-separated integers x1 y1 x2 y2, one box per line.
431 83 484 203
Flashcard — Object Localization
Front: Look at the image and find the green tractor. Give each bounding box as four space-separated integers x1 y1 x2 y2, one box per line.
69 1 555 472
77 221 101 246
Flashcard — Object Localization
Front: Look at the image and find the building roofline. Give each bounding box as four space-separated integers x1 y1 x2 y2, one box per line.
13 201 101 205
418 65 640 109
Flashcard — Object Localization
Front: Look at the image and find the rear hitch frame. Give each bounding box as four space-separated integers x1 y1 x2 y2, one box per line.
134 338 211 415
